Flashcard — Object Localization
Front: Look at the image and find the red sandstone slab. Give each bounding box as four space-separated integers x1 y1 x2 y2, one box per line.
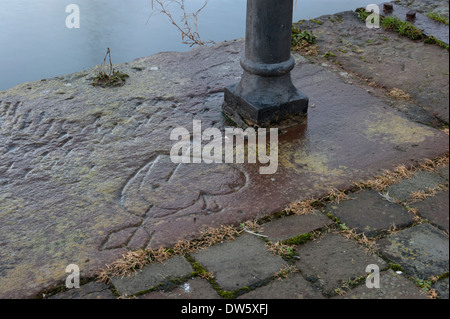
0 39 448 298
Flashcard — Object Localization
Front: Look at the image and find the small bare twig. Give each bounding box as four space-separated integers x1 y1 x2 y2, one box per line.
150 0 215 47
102 48 113 76
243 228 268 238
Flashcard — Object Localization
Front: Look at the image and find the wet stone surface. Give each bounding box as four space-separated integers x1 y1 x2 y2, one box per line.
432 277 449 299
297 10 449 125
384 3 450 44
261 211 333 243
295 233 387 293
411 190 449 232
191 234 287 292
111 256 193 296
392 0 449 19
47 282 115 299
377 223 449 279
325 190 415 237
237 273 324 299
334 269 428 299
386 171 447 202
0 34 448 297
437 165 449 180
138 278 221 299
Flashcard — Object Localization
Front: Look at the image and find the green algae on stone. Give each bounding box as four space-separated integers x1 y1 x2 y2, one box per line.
365 113 435 145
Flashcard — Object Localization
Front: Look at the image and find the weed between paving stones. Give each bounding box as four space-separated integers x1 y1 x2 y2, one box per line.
274 265 299 280
410 185 448 203
97 223 249 284
285 187 349 216
389 88 411 100
368 253 443 298
288 155 448 298
354 154 449 192
416 272 450 297
37 277 96 299
334 275 367 296
266 241 297 259
95 154 448 298
184 254 254 299
361 156 449 229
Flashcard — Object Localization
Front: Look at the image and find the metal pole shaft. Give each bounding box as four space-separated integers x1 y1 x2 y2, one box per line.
245 0 293 65
223 0 308 127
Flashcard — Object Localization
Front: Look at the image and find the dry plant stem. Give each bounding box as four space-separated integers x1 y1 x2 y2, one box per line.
285 197 317 215
241 220 262 233
389 88 411 100
339 229 378 255
274 265 298 279
266 242 294 257
328 187 349 203
96 224 242 283
356 155 449 192
151 0 214 47
293 41 319 56
96 248 170 283
103 48 113 75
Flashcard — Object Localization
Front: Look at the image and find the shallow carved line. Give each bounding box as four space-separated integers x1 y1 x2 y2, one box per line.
0 100 4 116
1 101 12 116
9 101 21 118
99 220 143 251
119 156 160 217
20 109 33 130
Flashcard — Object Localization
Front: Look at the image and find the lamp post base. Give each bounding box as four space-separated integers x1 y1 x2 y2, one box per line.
223 82 309 128
222 0 309 128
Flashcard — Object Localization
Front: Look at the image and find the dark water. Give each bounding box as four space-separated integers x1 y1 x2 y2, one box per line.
0 0 375 90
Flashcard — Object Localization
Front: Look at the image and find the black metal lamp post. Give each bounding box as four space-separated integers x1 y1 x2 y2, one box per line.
223 0 309 127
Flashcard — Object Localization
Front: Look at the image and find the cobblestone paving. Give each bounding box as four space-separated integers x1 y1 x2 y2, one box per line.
48 164 449 299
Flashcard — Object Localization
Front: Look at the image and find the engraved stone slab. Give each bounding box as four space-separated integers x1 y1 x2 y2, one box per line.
0 39 447 298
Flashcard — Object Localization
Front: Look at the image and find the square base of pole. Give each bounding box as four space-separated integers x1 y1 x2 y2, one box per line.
222 84 309 128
